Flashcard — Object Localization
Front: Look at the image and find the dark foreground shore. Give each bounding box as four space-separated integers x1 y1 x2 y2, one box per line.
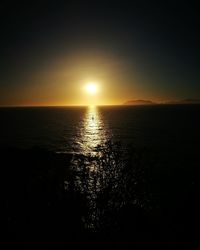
1 144 200 249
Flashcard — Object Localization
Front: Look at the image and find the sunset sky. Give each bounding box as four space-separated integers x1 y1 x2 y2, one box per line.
0 1 199 106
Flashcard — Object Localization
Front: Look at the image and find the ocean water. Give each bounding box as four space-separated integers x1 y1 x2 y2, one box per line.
0 105 200 164
2 105 200 246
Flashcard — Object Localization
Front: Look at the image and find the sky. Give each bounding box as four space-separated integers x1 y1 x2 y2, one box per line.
0 0 199 106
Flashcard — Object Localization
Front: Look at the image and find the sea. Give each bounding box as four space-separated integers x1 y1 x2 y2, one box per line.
2 104 200 247
0 104 200 168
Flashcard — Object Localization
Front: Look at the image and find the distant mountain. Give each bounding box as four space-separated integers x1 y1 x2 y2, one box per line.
123 99 156 105
180 98 200 104
164 98 200 104
123 98 200 106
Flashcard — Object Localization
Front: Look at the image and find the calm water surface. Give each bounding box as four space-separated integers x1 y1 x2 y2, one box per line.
0 105 200 161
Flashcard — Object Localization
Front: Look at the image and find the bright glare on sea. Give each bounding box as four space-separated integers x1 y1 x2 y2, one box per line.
0 105 200 161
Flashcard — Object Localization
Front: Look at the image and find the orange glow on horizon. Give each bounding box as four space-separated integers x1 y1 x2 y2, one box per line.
0 50 173 107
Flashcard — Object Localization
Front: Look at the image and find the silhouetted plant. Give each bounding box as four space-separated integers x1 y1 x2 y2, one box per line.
3 141 200 248
3 143 153 248
70 140 152 231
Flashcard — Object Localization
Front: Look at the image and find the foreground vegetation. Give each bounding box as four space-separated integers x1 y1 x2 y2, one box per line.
1 142 200 248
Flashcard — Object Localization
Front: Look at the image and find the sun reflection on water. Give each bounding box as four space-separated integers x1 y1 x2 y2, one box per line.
78 105 108 155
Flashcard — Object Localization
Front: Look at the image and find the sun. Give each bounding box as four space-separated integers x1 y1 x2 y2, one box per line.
85 83 98 94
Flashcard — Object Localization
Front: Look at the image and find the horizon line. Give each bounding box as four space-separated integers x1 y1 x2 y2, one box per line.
1 103 200 108
0 104 123 108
